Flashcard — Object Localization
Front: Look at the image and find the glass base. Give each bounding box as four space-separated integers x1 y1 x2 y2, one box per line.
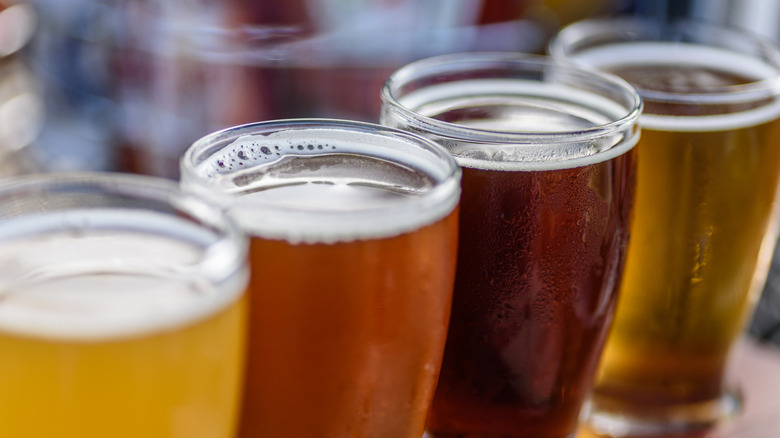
583 387 742 437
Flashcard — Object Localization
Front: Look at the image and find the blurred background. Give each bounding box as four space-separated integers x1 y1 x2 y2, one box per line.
3 0 780 345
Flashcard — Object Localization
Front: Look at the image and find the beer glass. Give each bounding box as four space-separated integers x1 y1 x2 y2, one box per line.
181 119 461 437
0 173 249 438
549 17 780 434
381 53 641 438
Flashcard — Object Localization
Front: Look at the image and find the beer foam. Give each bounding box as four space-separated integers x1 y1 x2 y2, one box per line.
183 129 460 244
569 42 780 132
391 79 639 171
640 104 780 132
572 43 778 80
0 210 247 342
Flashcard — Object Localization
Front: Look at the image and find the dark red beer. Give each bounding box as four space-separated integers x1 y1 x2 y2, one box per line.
380 53 641 437
427 154 635 437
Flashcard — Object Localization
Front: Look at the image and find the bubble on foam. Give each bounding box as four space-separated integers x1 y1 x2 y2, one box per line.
201 136 344 179
571 42 778 82
457 149 493 162
454 132 638 172
454 142 600 164
443 128 631 170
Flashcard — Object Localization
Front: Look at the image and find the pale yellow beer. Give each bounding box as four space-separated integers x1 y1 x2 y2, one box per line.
0 174 249 438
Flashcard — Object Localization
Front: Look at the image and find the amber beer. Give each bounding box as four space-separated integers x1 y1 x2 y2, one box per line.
429 160 635 437
181 120 461 438
381 54 641 437
549 17 780 432
0 174 249 438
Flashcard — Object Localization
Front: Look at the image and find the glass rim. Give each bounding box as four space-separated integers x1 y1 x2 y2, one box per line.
181 118 462 244
380 51 643 145
548 16 780 105
0 171 249 283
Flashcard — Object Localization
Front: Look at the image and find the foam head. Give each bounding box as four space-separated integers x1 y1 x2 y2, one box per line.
380 53 642 171
181 119 462 244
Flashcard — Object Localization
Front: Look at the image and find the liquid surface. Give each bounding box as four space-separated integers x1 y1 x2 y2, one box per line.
571 42 778 81
610 65 751 93
421 93 613 132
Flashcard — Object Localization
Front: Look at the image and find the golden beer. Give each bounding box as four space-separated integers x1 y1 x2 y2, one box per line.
0 175 249 438
550 18 780 432
599 102 780 405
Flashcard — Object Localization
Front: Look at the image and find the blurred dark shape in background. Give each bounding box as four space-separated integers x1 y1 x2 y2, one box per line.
24 0 625 177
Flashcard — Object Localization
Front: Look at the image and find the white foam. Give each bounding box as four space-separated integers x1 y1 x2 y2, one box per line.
640 104 780 132
182 129 460 244
399 79 630 125
195 130 453 182
572 42 778 81
569 42 780 132
0 210 247 341
452 132 638 172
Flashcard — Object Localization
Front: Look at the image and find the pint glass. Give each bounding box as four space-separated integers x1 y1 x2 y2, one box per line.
549 17 780 434
181 119 461 438
0 173 249 438
381 53 641 438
